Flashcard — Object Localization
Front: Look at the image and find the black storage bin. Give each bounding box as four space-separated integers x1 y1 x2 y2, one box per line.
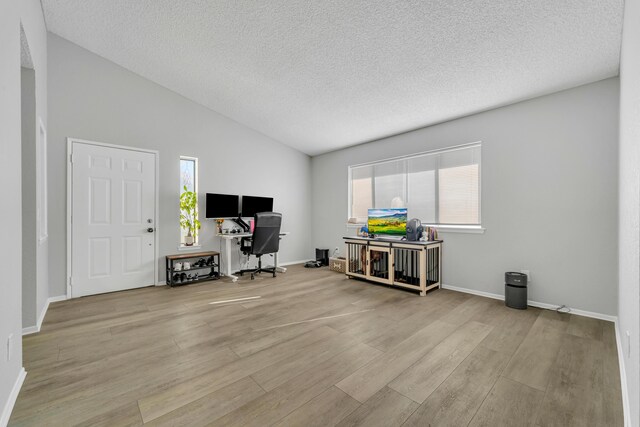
505 272 528 310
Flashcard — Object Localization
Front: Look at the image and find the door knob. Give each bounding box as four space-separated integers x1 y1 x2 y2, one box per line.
147 227 154 233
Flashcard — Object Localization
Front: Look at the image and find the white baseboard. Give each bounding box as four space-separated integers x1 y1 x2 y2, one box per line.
615 320 631 427
48 295 67 303
279 259 309 267
22 295 67 336
0 367 26 427
156 280 167 286
441 284 617 322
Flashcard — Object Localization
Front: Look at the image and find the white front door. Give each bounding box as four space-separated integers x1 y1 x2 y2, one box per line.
71 142 156 297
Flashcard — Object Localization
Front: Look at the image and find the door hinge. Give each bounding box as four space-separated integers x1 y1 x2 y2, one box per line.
69 277 73 287
70 153 76 163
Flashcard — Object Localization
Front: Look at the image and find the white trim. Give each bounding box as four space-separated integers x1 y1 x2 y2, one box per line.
279 259 309 267
177 245 202 251
179 155 199 247
441 283 617 322
615 319 631 427
156 280 167 286
66 138 160 299
21 325 39 335
37 117 48 244
22 295 68 335
427 225 485 234
48 295 68 303
344 223 486 234
0 368 26 427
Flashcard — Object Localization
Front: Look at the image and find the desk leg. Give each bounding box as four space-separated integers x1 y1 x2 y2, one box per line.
223 238 239 283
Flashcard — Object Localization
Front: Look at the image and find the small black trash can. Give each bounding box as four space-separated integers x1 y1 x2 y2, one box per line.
316 248 329 266
505 272 528 310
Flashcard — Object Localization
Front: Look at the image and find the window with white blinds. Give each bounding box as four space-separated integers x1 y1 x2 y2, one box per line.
348 143 481 226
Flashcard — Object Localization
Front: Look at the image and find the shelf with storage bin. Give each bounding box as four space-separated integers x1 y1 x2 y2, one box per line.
166 251 220 287
343 236 442 296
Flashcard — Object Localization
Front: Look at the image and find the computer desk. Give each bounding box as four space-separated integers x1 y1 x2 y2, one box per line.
218 231 290 282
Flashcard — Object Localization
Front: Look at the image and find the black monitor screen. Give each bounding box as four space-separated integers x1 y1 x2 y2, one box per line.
206 193 239 218
241 195 274 217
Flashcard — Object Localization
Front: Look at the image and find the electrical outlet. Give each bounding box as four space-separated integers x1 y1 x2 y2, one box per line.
6 334 13 362
521 270 531 283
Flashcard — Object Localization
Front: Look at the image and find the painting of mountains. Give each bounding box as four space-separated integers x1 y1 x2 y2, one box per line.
367 208 407 236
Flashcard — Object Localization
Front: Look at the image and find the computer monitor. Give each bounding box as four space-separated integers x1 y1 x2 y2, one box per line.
367 208 408 236
241 195 274 217
205 193 239 218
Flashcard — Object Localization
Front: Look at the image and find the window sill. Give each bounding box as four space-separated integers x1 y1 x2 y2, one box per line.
344 223 485 234
429 225 485 234
346 223 366 229
177 244 202 251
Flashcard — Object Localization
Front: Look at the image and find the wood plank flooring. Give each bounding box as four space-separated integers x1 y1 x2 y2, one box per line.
9 265 623 426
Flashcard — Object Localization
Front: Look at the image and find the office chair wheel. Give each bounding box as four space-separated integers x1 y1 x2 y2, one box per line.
251 274 255 280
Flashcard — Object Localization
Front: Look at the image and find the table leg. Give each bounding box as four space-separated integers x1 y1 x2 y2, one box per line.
223 238 239 282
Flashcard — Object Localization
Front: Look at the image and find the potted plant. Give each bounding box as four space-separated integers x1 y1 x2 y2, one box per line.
180 185 200 246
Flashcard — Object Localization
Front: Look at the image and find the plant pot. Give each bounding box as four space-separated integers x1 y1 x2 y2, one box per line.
185 236 194 246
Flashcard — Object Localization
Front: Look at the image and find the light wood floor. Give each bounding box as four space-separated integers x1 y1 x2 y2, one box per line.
10 265 623 426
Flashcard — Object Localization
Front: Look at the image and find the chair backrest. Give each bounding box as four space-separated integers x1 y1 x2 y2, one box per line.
251 212 282 256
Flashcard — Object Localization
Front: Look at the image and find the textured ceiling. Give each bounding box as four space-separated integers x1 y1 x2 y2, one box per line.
42 0 623 155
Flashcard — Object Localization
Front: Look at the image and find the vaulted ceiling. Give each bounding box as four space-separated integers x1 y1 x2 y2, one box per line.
42 0 624 155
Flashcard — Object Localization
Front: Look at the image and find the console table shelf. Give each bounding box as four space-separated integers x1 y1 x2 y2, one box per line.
343 237 442 296
166 251 220 287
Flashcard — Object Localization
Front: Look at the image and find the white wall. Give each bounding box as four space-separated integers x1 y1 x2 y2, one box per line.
0 0 48 423
47 33 313 297
312 78 619 316
618 0 640 423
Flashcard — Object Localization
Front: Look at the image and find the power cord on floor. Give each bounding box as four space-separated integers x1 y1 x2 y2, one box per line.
555 304 571 314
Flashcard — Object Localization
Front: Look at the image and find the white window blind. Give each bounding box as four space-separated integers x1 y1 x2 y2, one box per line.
348 143 481 226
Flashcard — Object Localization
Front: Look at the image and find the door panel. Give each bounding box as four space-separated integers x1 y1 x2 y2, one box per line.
89 237 111 277
72 142 156 297
122 180 142 224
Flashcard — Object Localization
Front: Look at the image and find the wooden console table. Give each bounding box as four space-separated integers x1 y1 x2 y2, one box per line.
166 251 220 287
343 237 442 296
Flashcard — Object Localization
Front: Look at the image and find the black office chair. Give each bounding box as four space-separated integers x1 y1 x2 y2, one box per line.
239 212 282 280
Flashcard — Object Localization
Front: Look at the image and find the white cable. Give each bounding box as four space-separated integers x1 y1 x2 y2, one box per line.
555 304 571 314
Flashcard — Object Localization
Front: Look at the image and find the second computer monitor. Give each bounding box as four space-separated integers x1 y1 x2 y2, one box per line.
242 195 274 217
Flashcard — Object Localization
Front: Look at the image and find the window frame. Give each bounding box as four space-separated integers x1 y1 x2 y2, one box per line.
347 142 483 232
179 156 200 249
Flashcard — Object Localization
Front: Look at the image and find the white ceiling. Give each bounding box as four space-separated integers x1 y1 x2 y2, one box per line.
42 0 623 156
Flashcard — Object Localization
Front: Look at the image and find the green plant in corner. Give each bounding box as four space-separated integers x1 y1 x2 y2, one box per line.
180 185 200 246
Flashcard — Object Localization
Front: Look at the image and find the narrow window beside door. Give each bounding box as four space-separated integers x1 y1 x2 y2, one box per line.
179 156 199 246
